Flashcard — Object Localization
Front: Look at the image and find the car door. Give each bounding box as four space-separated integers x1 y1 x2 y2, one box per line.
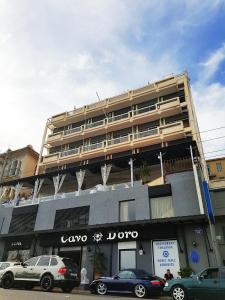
110 271 131 292
14 257 39 281
219 267 225 300
32 256 51 280
195 268 220 300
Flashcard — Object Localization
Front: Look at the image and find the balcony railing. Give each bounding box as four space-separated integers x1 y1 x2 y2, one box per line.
85 120 105 130
107 135 129 146
108 112 129 123
60 148 79 157
64 126 82 136
133 104 156 116
83 141 104 152
133 127 158 139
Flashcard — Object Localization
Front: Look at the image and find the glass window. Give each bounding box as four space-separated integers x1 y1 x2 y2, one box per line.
25 257 39 266
120 200 135 222
207 164 211 175
220 268 225 279
37 256 50 266
118 270 135 279
201 268 219 279
151 196 174 219
216 163 222 173
50 257 58 266
119 249 136 270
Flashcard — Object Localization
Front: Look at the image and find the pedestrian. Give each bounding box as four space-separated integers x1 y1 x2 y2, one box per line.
164 269 174 281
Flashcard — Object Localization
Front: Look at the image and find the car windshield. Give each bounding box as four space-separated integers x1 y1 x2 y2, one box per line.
62 258 78 273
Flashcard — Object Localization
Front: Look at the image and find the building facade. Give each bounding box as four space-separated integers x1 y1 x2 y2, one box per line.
0 73 218 281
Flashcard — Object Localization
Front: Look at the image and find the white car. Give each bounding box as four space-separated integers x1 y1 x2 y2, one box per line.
0 255 80 293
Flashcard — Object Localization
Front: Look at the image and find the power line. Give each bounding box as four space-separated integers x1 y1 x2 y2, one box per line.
202 135 225 142
199 126 225 135
205 154 225 159
204 148 225 154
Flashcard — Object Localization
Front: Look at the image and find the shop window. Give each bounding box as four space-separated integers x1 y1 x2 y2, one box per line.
37 256 50 266
7 249 30 262
25 257 39 266
119 249 136 270
54 206 89 230
216 163 222 172
151 196 174 219
120 200 135 222
50 257 58 266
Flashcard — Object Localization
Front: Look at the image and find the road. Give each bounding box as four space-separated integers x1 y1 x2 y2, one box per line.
0 288 169 300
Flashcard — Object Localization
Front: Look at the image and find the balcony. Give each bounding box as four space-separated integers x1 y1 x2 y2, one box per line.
47 132 63 144
64 126 82 136
60 148 79 157
85 119 105 130
133 104 157 116
158 97 181 117
108 112 129 123
42 121 188 167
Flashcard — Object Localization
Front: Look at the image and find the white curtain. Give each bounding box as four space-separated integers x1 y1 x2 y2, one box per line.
76 170 85 194
53 174 66 195
101 164 112 189
151 196 174 219
13 183 23 206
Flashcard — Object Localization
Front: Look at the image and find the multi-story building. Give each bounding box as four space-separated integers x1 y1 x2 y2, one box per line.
207 157 225 189
0 145 39 203
0 73 219 280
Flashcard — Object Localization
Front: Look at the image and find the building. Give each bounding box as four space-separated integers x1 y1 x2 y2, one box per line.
0 145 39 204
207 157 225 189
0 73 219 280
207 157 225 264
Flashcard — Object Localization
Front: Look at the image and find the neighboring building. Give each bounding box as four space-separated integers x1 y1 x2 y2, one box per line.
207 157 225 189
0 145 39 203
0 73 218 280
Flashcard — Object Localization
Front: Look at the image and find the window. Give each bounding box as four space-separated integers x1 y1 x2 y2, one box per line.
118 270 136 279
25 257 39 266
207 164 211 175
119 249 136 270
151 196 174 219
120 200 135 222
50 257 58 266
9 212 37 233
216 163 222 173
54 206 89 230
37 256 50 266
200 268 219 279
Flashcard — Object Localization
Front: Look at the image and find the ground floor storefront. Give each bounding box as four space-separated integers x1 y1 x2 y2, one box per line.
0 218 216 281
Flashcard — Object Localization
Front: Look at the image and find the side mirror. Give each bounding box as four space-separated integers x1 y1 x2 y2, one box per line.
198 275 204 281
21 262 28 268
114 275 119 280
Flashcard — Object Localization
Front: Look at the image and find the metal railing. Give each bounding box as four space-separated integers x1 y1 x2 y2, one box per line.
64 126 82 135
108 112 129 123
85 120 104 129
133 104 156 116
60 148 79 157
133 127 158 139
83 141 104 152
107 135 129 146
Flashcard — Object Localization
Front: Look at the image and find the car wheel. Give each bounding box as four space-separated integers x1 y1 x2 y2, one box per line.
61 285 74 293
1 273 14 289
172 285 188 300
96 282 107 295
40 274 54 292
134 284 146 298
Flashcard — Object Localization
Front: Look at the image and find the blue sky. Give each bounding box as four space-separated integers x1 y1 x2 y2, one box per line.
0 0 225 159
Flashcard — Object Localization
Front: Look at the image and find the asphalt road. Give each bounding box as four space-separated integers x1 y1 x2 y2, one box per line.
0 288 168 300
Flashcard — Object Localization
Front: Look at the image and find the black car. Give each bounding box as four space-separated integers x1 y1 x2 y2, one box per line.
90 269 164 298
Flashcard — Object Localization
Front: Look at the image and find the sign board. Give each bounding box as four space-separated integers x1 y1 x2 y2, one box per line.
153 240 180 279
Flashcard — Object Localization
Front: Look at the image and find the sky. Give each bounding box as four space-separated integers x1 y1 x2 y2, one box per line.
0 0 225 160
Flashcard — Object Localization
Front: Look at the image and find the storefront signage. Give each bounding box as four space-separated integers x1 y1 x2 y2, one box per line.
153 240 180 278
6 237 33 250
60 230 139 245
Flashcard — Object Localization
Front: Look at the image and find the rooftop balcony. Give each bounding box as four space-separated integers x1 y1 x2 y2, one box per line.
41 120 190 168
46 97 183 147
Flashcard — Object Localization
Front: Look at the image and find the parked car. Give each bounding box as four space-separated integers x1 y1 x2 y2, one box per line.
0 255 80 293
90 269 164 298
164 267 225 300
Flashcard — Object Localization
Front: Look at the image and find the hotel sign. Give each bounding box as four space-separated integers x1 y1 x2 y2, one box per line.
60 230 139 245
